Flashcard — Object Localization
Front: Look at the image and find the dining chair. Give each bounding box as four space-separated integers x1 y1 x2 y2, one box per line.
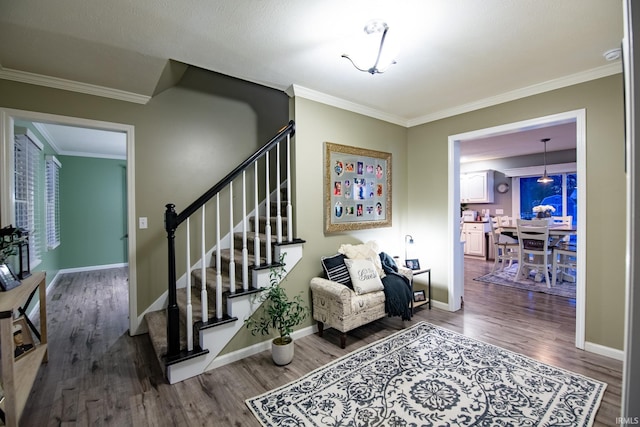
552 242 577 286
551 216 573 243
515 219 553 287
490 217 519 272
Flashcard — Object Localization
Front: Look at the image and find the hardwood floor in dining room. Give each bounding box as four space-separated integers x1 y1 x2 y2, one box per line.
20 260 621 426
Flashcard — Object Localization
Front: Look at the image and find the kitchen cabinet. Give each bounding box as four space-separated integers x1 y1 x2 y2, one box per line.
461 170 494 203
462 222 490 257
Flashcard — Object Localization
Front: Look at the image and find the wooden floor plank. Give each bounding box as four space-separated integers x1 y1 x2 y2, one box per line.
20 261 622 426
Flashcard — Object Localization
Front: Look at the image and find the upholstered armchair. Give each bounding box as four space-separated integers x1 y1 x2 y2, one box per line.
310 241 413 348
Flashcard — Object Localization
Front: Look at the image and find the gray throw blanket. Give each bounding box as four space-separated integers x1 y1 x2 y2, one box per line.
379 252 413 320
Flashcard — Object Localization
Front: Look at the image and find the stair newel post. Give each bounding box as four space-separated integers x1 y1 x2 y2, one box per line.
185 217 193 352
286 133 293 242
242 170 249 290
164 203 181 358
228 181 236 294
200 206 208 323
215 193 223 319
254 161 261 266
265 151 272 264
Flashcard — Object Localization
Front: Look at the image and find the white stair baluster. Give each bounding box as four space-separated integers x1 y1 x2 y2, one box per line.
286 133 293 242
228 181 235 294
215 193 222 319
200 207 208 323
242 171 249 291
254 161 261 267
276 143 282 244
265 151 272 264
186 218 193 351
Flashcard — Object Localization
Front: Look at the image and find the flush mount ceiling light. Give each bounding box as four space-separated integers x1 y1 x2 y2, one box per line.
537 138 554 184
342 20 397 75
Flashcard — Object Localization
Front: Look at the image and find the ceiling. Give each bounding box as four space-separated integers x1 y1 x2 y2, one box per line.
33 122 126 160
0 1 623 158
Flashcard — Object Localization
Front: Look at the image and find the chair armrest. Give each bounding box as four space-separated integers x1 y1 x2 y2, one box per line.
397 266 413 282
310 277 354 299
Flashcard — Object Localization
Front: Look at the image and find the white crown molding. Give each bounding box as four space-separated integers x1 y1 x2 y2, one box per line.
57 150 127 160
407 63 622 127
0 67 151 105
289 63 620 129
287 84 409 127
32 122 61 154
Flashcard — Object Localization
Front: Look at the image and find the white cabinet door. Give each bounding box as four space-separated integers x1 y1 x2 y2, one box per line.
460 171 494 203
466 230 485 256
462 222 489 257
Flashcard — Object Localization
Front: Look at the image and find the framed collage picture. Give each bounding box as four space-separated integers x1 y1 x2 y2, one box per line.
324 142 392 232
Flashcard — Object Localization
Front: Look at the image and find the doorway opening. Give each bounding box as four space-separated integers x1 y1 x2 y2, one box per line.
0 108 138 335
448 109 586 349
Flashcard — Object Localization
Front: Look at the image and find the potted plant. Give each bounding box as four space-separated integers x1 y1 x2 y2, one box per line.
244 254 309 365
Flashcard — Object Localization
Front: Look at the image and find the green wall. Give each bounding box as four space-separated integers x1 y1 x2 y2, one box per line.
408 75 626 350
59 156 127 268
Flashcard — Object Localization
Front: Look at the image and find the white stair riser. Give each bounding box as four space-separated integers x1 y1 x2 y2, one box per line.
166 243 304 384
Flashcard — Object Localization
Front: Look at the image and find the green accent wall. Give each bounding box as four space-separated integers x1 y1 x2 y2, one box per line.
59 156 127 268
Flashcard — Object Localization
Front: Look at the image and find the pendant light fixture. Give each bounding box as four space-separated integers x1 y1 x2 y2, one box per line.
342 20 397 75
537 138 553 184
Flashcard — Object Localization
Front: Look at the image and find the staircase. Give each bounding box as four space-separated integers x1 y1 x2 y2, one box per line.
145 122 303 384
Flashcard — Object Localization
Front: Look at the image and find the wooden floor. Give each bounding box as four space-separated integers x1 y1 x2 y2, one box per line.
19 259 622 426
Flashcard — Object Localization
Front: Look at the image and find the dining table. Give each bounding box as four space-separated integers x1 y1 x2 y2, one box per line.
500 222 577 283
500 223 577 246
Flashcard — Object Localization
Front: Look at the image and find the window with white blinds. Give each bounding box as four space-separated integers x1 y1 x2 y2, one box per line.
14 132 43 267
46 156 61 249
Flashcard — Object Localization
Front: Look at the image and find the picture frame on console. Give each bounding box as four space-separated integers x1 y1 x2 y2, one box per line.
413 290 426 302
405 258 421 270
0 263 21 291
324 142 392 233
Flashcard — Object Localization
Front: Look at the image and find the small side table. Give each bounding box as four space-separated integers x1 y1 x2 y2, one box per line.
411 268 431 313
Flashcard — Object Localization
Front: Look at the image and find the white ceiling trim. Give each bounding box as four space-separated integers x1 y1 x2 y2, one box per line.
504 162 577 177
55 150 126 160
33 122 60 153
287 84 408 127
2 62 620 129
407 63 622 127
0 67 151 105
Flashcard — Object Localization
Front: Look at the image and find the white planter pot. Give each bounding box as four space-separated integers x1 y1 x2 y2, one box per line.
272 337 294 366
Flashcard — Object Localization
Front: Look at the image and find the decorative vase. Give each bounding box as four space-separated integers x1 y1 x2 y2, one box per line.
272 337 294 365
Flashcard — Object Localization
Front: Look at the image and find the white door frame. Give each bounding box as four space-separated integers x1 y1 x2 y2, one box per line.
0 108 138 336
448 109 586 349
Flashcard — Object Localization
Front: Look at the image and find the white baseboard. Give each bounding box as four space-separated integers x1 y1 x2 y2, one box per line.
584 340 624 361
207 324 318 371
58 262 128 274
429 300 449 311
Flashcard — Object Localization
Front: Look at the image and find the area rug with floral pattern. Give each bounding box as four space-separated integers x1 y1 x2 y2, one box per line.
474 263 576 299
246 322 605 426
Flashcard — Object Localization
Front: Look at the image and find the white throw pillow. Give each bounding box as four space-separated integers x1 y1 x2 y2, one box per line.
344 258 384 295
338 240 385 278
